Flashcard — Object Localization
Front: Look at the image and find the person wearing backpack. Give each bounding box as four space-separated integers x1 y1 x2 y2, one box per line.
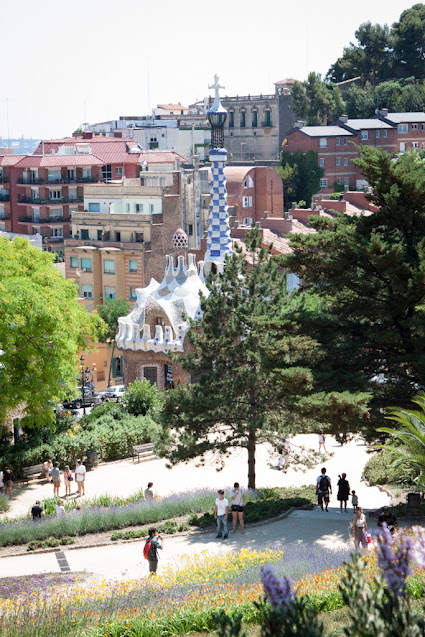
143 528 163 575
316 467 332 512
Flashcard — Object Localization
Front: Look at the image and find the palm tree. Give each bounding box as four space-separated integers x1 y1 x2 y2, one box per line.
377 392 425 486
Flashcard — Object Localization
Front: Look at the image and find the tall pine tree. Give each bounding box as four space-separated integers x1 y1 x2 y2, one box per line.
158 229 368 488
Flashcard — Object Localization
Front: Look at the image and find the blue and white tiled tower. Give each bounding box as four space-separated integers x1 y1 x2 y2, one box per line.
203 75 233 276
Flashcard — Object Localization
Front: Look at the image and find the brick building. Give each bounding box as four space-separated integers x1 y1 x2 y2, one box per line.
283 110 425 193
0 155 25 233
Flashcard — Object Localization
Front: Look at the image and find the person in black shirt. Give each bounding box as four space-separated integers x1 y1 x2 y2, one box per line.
31 500 43 521
378 506 398 534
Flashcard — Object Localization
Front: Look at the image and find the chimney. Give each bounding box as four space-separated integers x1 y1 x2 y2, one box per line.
379 108 389 118
255 221 261 229
339 114 348 123
263 211 268 219
83 131 93 139
291 202 297 209
294 120 304 129
344 184 349 192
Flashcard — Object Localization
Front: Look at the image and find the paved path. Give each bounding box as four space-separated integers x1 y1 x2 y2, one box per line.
4 434 387 519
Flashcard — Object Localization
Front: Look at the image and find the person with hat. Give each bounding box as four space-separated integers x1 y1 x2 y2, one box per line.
378 506 398 534
31 500 44 521
214 490 229 539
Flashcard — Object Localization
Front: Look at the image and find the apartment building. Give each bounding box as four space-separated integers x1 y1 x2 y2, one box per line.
283 110 425 193
0 155 25 233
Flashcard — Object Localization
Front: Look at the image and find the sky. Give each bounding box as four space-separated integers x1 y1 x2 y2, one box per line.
0 0 417 140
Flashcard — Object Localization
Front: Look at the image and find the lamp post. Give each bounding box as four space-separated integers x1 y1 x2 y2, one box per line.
79 355 90 415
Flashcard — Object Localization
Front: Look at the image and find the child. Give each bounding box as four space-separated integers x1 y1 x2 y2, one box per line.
351 490 358 511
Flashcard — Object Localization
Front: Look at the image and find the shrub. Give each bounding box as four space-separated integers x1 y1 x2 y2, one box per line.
123 379 164 419
363 449 405 485
0 495 10 513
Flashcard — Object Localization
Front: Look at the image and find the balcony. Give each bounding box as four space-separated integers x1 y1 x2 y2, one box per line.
18 216 71 224
0 177 9 184
17 196 84 205
65 238 151 251
17 177 98 185
0 194 10 202
0 214 11 221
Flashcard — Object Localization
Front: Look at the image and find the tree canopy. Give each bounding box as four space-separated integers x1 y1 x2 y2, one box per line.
282 147 425 419
393 3 425 79
345 78 425 118
157 228 368 488
278 150 324 209
291 73 345 126
0 237 104 427
96 297 131 388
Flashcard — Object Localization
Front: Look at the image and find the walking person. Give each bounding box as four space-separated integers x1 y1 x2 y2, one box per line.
277 440 290 469
75 459 86 496
63 465 73 498
51 462 61 497
316 467 332 512
337 473 350 512
353 506 368 550
231 482 245 534
144 528 163 576
214 489 229 539
42 460 53 482
4 467 14 500
318 432 328 454
0 469 4 494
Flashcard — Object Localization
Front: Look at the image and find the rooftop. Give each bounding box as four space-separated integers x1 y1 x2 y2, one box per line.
342 119 393 130
297 126 355 137
383 112 425 124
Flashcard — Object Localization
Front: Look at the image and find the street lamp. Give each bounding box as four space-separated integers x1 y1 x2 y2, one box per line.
79 355 90 415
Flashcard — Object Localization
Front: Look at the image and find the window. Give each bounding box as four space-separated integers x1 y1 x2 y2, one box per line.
244 175 254 188
81 229 89 240
398 123 408 133
50 227 63 237
32 206 40 221
32 226 41 235
252 110 258 128
67 169 76 180
135 203 143 213
82 284 93 299
129 259 138 272
188 224 193 235
319 138 327 148
229 111 234 128
375 130 381 138
143 366 157 386
265 110 271 127
81 257 92 272
70 256 78 268
412 141 419 148
88 202 100 212
412 123 419 130
383 130 388 138
103 259 115 274
135 232 144 243
337 178 341 185
343 138 348 145
320 178 328 187
344 158 349 166
336 138 340 146
126 203 131 213
115 167 123 177
242 196 252 208
156 317 165 326
361 131 369 140
240 110 246 128
319 158 325 167
83 168 91 179
104 286 116 300
115 231 121 242
102 164 112 181
48 170 61 182
97 229 102 240
149 203 154 214
344 177 349 185
112 357 123 377
129 287 137 300
49 190 61 200
50 208 62 219
336 158 341 166
243 217 253 226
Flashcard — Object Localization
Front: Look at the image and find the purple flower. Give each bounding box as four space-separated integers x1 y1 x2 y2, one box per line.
261 563 295 610
376 523 416 596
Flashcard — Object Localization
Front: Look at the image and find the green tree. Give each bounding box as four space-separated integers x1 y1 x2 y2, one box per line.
96 298 130 388
0 237 103 427
345 83 376 119
376 392 425 486
158 229 368 489
278 150 324 209
393 4 425 78
291 73 345 126
123 378 163 419
283 147 425 417
327 22 394 87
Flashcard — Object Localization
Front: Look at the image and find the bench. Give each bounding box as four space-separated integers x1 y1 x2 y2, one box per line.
22 464 44 483
132 443 155 463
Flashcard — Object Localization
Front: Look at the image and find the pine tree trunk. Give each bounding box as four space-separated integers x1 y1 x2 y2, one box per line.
247 428 256 490
107 340 116 388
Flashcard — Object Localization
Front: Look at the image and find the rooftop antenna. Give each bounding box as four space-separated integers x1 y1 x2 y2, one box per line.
147 57 151 118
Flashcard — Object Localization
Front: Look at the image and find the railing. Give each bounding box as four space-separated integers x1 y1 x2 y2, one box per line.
17 177 98 185
18 216 71 224
219 94 276 102
0 214 11 220
18 196 83 204
0 178 9 184
0 194 10 202
44 236 64 243
65 239 151 250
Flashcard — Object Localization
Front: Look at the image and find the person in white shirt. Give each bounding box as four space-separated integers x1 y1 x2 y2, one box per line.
316 467 332 512
75 459 86 496
55 498 66 518
214 490 229 539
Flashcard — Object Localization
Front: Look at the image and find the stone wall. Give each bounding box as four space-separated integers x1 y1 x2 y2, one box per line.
122 348 190 390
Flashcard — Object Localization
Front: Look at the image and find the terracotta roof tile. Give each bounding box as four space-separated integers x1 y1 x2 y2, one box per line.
0 154 27 166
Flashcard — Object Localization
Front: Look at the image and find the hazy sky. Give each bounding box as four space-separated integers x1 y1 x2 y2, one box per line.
0 0 415 140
